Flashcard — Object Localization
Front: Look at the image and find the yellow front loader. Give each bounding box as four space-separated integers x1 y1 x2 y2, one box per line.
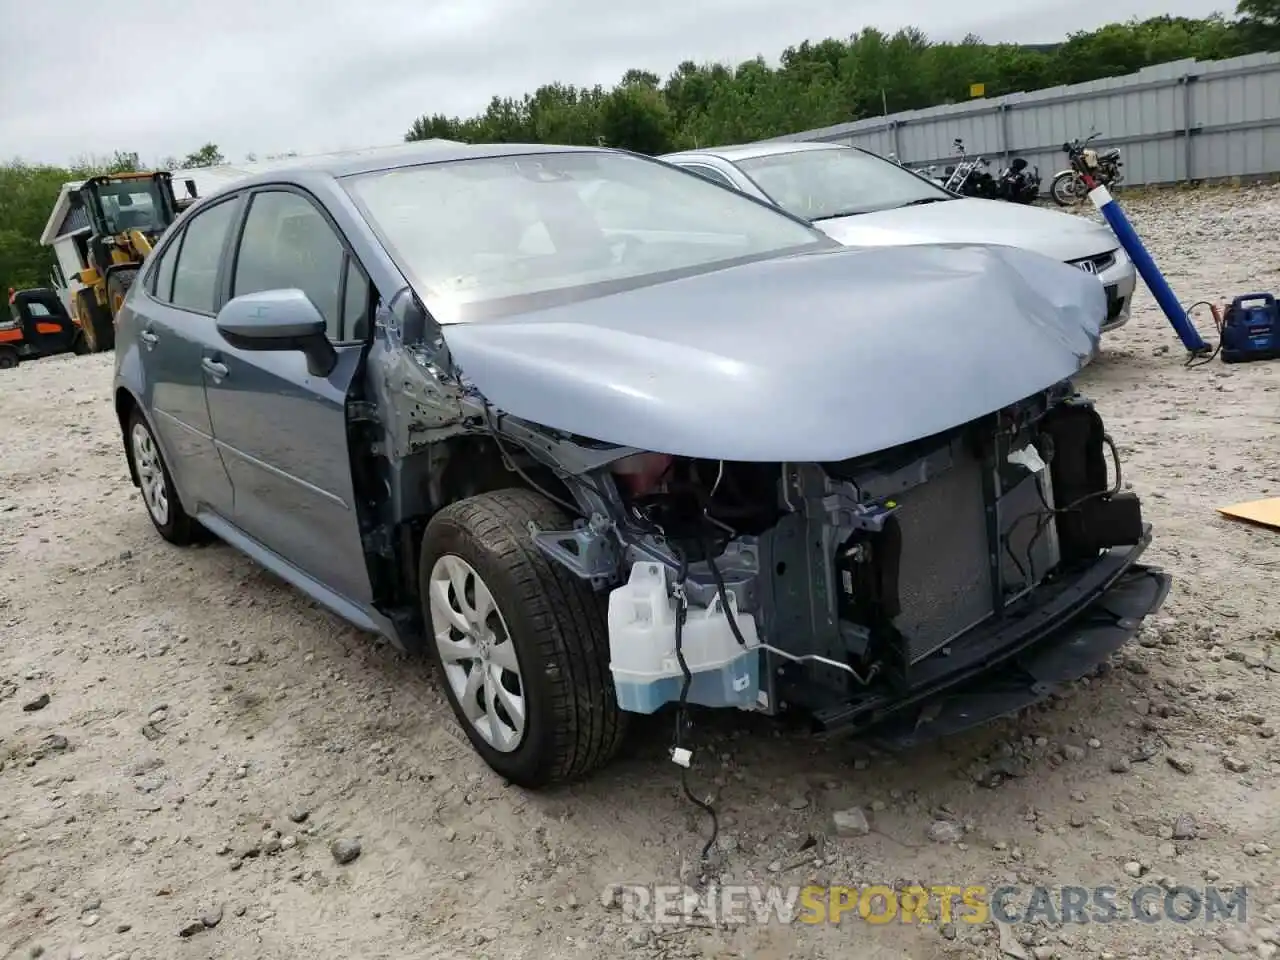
71 171 197 353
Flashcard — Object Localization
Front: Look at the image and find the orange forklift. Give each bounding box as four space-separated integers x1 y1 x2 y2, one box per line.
0 287 83 369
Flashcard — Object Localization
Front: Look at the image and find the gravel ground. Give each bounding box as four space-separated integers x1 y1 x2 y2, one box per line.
2 186 1279 960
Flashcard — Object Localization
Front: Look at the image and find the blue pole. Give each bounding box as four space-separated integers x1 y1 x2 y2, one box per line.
1087 185 1210 354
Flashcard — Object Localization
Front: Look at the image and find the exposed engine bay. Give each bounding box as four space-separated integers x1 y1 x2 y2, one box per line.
355 287 1161 742
512 379 1150 734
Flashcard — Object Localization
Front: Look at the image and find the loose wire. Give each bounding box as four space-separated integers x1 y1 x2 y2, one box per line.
668 543 720 867
1184 300 1224 368
1006 433 1123 583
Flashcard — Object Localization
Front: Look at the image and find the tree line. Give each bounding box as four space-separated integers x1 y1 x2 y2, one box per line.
404 14 1272 152
4 11 1279 297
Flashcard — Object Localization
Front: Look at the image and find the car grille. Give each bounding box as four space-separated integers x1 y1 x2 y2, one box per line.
891 451 995 664
1067 250 1118 275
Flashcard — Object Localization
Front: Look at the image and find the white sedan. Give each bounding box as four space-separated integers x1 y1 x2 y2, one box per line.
661 141 1136 333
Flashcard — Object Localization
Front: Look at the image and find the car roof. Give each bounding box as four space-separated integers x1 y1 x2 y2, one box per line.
317 141 607 177
662 141 850 163
195 142 623 199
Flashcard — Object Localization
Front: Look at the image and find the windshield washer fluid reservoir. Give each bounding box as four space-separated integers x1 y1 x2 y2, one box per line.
607 562 761 714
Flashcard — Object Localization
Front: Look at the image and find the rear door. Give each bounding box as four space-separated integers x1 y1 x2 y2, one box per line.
130 196 240 516
203 186 375 606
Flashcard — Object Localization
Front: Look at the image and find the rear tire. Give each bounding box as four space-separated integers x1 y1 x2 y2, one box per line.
0 348 17 370
127 407 198 545
419 488 627 788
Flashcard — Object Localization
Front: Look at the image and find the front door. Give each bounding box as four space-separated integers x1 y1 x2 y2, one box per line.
202 187 375 607
129 195 239 517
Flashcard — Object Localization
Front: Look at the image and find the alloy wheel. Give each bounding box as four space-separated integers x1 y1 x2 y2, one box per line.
427 554 526 753
131 422 170 527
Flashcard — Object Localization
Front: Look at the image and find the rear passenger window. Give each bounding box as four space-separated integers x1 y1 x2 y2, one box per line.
149 235 179 302
233 191 346 340
171 200 238 313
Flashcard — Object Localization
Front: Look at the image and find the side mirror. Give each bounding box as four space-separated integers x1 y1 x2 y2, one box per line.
216 289 337 377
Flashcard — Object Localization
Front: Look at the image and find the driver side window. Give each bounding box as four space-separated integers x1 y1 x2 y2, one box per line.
232 190 349 341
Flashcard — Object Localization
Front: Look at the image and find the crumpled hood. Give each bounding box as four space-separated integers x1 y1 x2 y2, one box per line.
439 242 1105 462
815 197 1117 264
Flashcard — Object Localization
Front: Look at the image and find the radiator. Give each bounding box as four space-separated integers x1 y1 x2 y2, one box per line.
891 452 995 664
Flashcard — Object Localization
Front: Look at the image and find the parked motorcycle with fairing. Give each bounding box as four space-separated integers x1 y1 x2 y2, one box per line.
1051 131 1123 206
996 156 1041 204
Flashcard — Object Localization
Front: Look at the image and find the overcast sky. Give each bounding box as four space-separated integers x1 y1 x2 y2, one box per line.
1 0 1229 166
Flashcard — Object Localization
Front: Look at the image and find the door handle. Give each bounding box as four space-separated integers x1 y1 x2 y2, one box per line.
139 330 159 347
201 358 229 379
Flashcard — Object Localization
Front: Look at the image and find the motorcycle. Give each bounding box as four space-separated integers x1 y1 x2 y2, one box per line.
996 156 1041 204
941 139 998 198
1051 131 1123 206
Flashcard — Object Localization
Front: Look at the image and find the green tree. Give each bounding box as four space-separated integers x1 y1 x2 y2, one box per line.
0 162 76 292
181 143 225 168
406 114 461 141
599 83 675 153
1237 0 1280 45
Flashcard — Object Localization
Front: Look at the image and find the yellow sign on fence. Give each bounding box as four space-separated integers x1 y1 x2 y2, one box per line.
970 82 985 98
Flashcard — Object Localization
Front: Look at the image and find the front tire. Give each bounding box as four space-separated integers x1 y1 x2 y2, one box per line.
107 269 137 331
1051 171 1085 206
0 348 18 370
75 289 114 353
420 489 627 788
127 408 198 545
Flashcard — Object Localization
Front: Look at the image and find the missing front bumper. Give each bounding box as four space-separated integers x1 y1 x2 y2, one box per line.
809 532 1170 742
866 563 1169 747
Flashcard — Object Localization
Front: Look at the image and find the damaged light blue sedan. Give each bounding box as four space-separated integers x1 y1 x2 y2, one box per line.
111 142 1170 787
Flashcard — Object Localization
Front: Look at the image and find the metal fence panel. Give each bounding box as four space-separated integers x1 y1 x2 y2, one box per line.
760 52 1280 191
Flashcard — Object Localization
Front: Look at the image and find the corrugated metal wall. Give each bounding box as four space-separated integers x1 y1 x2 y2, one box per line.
761 52 1280 191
